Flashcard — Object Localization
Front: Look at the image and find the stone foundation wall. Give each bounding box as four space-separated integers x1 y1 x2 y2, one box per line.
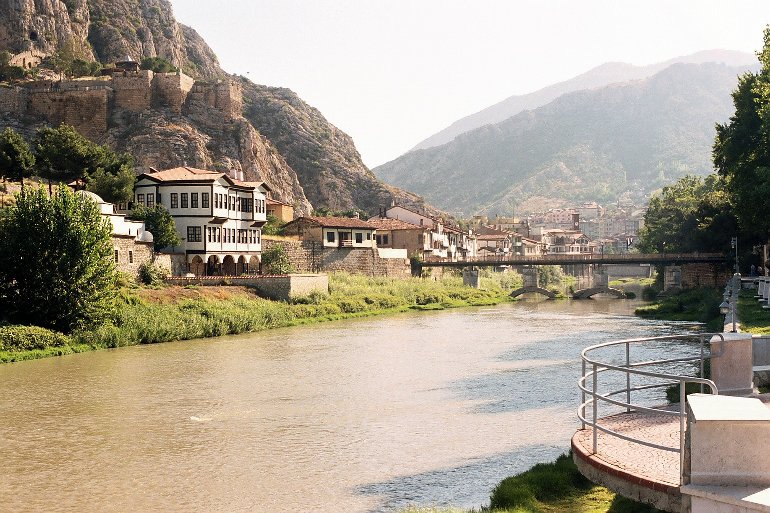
112 70 153 112
27 89 109 140
165 274 329 301
680 263 732 289
153 72 195 113
0 86 25 114
112 236 154 278
263 239 410 277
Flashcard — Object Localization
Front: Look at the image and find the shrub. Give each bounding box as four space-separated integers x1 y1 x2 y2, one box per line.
139 261 169 286
0 325 68 351
262 244 294 274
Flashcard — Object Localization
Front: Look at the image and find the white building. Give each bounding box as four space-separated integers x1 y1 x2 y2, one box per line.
132 166 270 276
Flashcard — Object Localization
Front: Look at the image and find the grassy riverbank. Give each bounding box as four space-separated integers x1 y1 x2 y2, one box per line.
633 288 723 330
400 453 660 513
737 289 770 334
0 272 516 363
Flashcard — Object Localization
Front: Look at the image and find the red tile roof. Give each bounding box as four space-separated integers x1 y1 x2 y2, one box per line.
366 217 424 231
291 216 376 229
141 166 222 182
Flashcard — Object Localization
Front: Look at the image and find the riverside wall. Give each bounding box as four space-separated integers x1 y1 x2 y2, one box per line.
263 239 410 277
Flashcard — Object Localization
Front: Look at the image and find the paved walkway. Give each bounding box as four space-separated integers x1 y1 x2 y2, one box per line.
572 395 770 490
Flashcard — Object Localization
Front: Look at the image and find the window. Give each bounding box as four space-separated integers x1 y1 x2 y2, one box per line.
366 233 371 240
237 197 241 211
129 251 134 264
146 194 155 208
202 192 210 209
326 231 335 243
181 193 188 208
136 194 145 206
355 232 363 244
114 249 119 262
187 226 202 243
170 193 178 208
216 228 220 242
230 196 235 211
191 193 199 209
257 229 261 244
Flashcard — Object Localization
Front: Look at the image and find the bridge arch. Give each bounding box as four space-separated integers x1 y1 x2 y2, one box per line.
510 286 557 299
572 287 626 299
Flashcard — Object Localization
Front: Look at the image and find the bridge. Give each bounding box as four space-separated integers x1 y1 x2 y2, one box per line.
415 252 726 270
413 253 728 298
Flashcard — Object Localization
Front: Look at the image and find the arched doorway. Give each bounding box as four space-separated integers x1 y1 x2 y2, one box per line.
249 255 260 275
207 255 221 276
236 255 247 275
222 255 236 276
190 256 205 276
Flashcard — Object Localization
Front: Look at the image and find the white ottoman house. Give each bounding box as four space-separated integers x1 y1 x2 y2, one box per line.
132 166 270 276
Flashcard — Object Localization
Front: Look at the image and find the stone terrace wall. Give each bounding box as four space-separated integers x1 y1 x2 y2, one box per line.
681 263 732 289
186 80 242 120
263 239 410 277
27 88 109 140
165 274 329 301
0 86 25 114
112 70 153 112
153 72 195 113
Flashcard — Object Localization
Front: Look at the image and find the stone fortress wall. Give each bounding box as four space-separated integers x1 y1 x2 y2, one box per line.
0 69 242 136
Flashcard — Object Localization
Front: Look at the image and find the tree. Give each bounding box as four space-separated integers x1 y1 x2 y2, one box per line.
33 124 135 200
261 213 282 235
86 165 136 204
0 187 117 332
0 128 35 190
128 205 180 251
140 56 178 73
637 175 738 255
714 26 770 242
261 244 294 274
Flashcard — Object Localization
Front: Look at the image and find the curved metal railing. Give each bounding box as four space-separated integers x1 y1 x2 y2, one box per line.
578 333 723 484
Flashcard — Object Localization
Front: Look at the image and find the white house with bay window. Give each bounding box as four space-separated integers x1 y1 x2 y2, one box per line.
131 166 270 276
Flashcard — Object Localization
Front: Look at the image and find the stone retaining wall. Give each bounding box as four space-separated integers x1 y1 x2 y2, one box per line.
263 239 410 277
165 274 329 301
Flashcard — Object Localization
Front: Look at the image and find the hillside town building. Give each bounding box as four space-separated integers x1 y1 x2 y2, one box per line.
281 216 376 248
129 166 269 276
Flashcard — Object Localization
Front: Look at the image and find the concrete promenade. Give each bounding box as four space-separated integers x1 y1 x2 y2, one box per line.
572 395 770 511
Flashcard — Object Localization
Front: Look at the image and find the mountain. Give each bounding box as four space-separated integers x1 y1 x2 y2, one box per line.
374 62 754 216
411 50 756 152
0 0 423 216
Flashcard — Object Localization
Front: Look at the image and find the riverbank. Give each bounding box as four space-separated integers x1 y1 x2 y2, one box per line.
401 453 660 513
0 272 516 363
633 288 723 330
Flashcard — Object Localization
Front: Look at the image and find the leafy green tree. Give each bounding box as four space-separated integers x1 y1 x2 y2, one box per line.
86 165 135 204
33 124 135 200
0 128 35 190
140 56 178 73
714 26 770 242
637 175 738 255
261 244 294 274
0 187 117 332
129 205 181 251
261 213 282 235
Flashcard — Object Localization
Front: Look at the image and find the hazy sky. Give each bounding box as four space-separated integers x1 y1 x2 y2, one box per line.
169 0 770 168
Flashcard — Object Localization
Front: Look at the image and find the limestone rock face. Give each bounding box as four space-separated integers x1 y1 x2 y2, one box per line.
108 112 312 215
0 0 93 57
86 0 222 78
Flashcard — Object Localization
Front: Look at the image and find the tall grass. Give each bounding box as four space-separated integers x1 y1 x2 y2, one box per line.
1 273 513 362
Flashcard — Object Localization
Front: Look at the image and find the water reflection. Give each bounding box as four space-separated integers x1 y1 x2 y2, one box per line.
0 300 697 512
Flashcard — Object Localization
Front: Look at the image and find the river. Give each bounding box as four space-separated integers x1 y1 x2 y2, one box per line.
0 299 698 512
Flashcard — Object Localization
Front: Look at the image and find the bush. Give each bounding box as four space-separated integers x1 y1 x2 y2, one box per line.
262 244 294 274
641 286 658 300
139 261 169 286
0 325 68 351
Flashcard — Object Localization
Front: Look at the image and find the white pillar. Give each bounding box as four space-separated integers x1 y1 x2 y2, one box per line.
710 333 754 396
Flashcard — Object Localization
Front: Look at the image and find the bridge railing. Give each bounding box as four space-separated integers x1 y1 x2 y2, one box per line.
420 252 724 265
577 333 722 485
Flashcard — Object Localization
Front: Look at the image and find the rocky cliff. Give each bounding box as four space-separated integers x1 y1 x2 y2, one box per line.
0 0 416 217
